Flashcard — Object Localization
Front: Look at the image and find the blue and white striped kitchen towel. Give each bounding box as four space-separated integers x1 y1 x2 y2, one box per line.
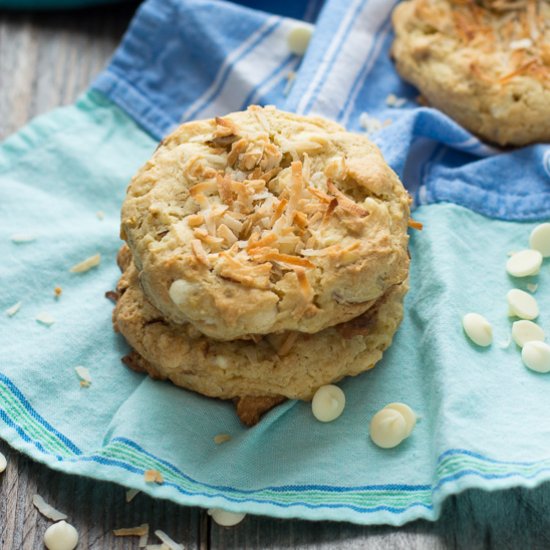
1 0 550 526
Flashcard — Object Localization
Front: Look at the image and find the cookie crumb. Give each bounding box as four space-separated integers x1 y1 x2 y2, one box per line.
126 488 140 503
283 71 296 97
69 253 101 273
54 286 63 298
105 290 120 303
385 93 407 108
144 469 164 484
359 112 385 134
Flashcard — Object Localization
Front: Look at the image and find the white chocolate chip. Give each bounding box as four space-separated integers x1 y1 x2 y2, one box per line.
383 403 416 436
43 521 79 550
522 341 550 373
207 508 246 527
507 288 539 320
286 24 313 56
512 320 545 348
462 313 493 347
169 279 195 307
369 408 408 449
506 249 542 277
214 356 229 369
311 385 345 422
529 223 550 257
0 451 6 473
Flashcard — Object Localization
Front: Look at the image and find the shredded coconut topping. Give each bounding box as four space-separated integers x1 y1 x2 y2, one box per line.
33 494 68 521
69 253 101 273
5 302 21 317
154 530 183 550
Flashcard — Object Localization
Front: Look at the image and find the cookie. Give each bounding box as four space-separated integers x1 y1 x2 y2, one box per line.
112 247 408 417
392 0 550 146
121 106 410 341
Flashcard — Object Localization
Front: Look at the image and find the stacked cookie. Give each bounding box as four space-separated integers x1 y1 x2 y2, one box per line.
112 106 411 425
392 0 550 146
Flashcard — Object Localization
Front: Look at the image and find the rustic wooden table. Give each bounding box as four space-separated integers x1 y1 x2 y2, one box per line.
1 4 549 549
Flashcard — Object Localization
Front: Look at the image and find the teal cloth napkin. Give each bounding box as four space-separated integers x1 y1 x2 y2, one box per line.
2 91 550 525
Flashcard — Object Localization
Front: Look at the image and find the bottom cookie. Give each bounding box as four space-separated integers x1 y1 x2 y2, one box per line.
112 246 408 425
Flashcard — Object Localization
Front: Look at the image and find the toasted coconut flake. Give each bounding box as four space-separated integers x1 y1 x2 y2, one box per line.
292 211 308 230
278 331 300 356
113 524 149 538
499 58 538 82
144 469 164 484
215 116 238 136
306 186 332 203
216 224 238 246
247 233 278 250
408 219 424 230
191 239 210 266
227 138 248 166
5 302 21 317
270 198 288 227
69 253 101 273
154 530 183 550
216 252 272 288
54 286 63 298
327 180 369 217
191 192 210 211
10 233 36 243
262 252 314 268
35 312 55 326
145 545 169 550
32 494 67 521
216 174 233 205
294 267 313 300
322 198 338 224
189 181 218 197
187 214 204 227
213 433 232 444
75 366 92 387
126 488 140 503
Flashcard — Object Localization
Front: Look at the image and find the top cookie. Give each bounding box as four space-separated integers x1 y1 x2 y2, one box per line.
121 106 410 341
392 0 550 146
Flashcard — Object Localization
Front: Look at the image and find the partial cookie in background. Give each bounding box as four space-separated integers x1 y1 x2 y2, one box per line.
391 0 550 146
112 247 408 426
121 106 410 341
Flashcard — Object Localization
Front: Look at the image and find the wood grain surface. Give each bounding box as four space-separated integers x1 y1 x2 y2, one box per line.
1 5 550 549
